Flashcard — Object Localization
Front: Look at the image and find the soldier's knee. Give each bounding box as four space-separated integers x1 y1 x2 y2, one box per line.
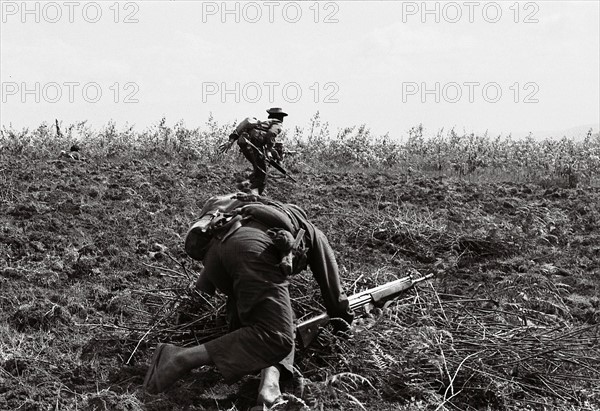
277 331 295 356
267 328 294 358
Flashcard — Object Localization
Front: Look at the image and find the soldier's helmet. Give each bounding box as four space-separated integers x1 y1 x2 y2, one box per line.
266 107 288 118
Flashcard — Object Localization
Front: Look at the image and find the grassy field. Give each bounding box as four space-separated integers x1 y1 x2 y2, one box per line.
1 120 600 410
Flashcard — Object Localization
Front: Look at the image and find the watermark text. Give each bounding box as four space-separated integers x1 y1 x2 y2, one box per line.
402 82 540 103
201 81 339 103
200 1 339 23
401 1 539 23
2 82 140 103
1 1 140 23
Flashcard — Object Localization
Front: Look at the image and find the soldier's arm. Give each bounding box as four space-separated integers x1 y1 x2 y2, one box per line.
230 117 260 141
192 246 221 296
264 122 283 148
220 117 259 153
306 227 354 326
194 267 216 295
279 203 354 326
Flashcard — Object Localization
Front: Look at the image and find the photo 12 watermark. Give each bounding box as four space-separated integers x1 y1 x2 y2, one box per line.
400 1 539 24
200 1 339 23
202 81 340 104
1 82 140 104
402 82 540 103
1 1 140 23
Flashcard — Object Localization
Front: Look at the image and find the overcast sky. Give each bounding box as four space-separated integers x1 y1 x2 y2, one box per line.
1 1 599 139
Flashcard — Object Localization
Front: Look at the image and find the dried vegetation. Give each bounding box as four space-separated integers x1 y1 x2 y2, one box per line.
1 118 600 410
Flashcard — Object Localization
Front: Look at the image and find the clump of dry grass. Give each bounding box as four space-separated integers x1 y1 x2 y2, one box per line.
347 286 600 409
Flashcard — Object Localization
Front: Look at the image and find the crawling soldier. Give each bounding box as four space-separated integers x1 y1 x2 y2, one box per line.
144 192 353 408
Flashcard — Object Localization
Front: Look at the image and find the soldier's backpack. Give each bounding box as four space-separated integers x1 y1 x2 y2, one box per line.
185 193 308 273
184 193 246 261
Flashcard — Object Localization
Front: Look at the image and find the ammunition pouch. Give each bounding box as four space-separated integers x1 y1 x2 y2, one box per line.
240 204 308 274
290 237 308 275
185 213 216 261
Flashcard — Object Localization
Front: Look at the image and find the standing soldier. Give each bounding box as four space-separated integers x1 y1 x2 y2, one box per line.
220 108 287 195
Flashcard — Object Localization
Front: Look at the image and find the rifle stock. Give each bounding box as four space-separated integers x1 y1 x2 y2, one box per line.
244 138 297 182
296 273 433 347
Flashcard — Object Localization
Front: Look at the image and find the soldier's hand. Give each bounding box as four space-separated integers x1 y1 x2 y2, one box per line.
331 318 353 339
218 141 233 153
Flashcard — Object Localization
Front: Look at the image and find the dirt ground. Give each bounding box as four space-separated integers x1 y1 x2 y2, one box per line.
1 153 599 410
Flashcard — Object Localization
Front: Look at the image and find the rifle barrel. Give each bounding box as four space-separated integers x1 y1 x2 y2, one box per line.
349 277 411 302
296 274 433 347
348 274 433 310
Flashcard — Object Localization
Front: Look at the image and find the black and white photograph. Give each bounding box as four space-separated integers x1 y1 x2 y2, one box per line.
1 1 599 410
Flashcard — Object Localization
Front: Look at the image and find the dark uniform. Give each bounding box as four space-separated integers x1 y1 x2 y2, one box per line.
187 193 353 382
227 108 287 195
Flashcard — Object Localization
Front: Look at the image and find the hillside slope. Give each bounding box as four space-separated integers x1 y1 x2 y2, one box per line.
1 153 599 410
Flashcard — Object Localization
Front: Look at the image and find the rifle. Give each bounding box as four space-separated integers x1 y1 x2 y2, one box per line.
243 138 297 182
296 273 434 347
